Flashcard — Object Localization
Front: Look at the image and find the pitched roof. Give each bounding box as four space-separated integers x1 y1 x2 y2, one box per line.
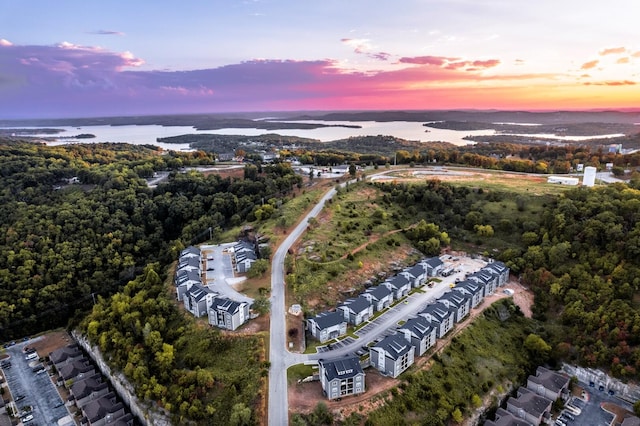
439 290 471 307
424 257 444 268
82 392 122 422
365 285 392 300
529 366 570 394
407 263 427 277
59 358 94 381
212 297 244 314
485 261 508 274
180 246 201 258
310 311 346 329
509 387 552 418
71 374 108 399
178 256 200 269
385 274 410 289
49 344 82 364
339 295 371 314
398 316 435 339
454 279 484 294
374 334 413 360
485 408 531 426
186 284 216 302
420 302 453 321
175 269 201 286
319 356 364 382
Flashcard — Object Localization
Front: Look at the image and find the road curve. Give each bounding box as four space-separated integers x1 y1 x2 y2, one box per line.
268 184 340 426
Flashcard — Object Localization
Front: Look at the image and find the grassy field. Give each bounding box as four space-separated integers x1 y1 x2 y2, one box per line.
287 182 424 313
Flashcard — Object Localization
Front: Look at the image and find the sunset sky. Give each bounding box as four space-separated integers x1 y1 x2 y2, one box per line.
1 0 639 118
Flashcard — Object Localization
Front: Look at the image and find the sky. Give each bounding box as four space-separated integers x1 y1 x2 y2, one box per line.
1 0 639 119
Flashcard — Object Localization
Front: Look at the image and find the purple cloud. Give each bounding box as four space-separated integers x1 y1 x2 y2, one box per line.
87 30 125 36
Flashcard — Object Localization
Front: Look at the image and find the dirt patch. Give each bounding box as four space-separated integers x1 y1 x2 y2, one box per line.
289 368 396 419
28 329 73 357
508 282 534 318
602 401 635 424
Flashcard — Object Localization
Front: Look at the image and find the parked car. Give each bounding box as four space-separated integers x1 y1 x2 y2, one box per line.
21 414 33 423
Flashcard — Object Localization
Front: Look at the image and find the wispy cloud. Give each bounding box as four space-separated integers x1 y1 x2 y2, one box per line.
87 30 125 36
580 60 599 70
584 80 636 86
616 57 630 64
0 39 12 46
599 47 626 56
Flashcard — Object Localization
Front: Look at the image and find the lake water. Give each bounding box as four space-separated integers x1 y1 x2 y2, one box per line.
2 121 625 149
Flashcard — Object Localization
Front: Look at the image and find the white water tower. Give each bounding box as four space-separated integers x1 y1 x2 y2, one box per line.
583 166 596 187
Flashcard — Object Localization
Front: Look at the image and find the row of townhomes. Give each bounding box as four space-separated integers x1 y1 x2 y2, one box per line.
313 258 510 400
50 344 135 426
175 246 250 331
485 366 571 426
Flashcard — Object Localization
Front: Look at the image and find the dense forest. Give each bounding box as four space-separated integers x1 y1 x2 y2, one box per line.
0 139 301 339
376 179 640 380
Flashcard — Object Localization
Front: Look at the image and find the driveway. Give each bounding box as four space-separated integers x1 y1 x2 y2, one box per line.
200 243 253 304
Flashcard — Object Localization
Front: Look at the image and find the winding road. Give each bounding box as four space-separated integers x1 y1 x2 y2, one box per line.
267 170 490 425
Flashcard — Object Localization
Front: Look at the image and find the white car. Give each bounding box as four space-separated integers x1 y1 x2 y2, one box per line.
21 414 33 423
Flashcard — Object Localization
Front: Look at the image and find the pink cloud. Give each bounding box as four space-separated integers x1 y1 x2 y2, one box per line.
616 57 630 64
399 56 457 66
581 60 599 70
599 47 626 56
0 39 12 47
632 51 640 58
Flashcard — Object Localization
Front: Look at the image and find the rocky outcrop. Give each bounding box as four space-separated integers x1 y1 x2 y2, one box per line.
72 330 172 426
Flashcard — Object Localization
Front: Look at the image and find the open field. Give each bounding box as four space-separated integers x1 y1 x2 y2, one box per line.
370 166 574 195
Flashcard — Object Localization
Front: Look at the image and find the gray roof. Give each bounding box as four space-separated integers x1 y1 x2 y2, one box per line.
59 358 94 381
180 246 201 258
454 279 484 294
509 387 552 418
186 284 215 302
49 344 82 364
386 274 410 289
439 290 471 307
310 311 346 329
425 257 444 268
212 297 244 314
407 263 427 277
339 295 371 314
71 374 108 399
485 261 508 274
365 285 392 300
374 334 413 360
82 392 122 422
529 366 570 394
485 408 531 426
175 269 201 286
420 302 453 322
319 356 364 382
178 256 201 269
398 316 435 339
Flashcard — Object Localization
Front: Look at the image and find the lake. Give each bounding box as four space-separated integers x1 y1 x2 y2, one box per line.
2 121 625 149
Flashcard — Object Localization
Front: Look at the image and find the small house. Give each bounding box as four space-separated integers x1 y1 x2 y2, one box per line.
209 297 250 331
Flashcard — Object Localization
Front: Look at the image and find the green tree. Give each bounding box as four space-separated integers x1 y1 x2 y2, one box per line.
247 259 269 278
252 295 271 315
349 163 357 177
230 402 252 426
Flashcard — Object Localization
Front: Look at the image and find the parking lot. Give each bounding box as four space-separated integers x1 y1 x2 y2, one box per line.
2 339 69 425
201 243 253 304
560 383 634 426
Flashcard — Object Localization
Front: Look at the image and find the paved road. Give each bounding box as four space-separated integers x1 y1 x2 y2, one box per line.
268 183 341 426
